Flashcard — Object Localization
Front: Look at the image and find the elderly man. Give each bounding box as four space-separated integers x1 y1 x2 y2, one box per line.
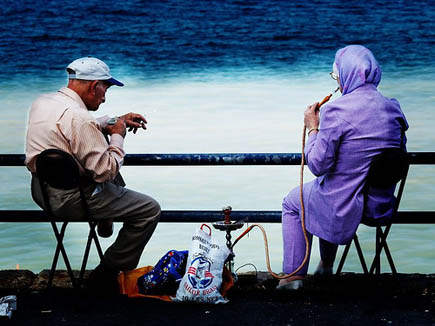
25 57 161 292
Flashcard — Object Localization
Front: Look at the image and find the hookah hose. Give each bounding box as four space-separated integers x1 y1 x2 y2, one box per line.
231 91 336 279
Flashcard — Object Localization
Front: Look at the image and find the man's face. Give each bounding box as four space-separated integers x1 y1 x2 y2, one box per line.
87 81 111 111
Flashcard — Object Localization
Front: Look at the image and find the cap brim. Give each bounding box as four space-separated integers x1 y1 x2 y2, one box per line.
106 77 124 87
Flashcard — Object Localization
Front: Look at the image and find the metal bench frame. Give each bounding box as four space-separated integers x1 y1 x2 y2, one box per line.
336 163 409 275
35 149 105 288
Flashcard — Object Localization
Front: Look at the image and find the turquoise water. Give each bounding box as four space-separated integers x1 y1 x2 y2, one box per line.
0 0 434 274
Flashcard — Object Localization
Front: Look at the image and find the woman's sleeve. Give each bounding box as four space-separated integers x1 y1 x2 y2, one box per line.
391 98 409 151
304 107 343 176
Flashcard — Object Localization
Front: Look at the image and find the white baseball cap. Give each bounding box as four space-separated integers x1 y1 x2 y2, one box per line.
66 57 124 87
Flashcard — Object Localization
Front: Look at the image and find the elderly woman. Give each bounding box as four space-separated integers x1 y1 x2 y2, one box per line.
278 45 409 290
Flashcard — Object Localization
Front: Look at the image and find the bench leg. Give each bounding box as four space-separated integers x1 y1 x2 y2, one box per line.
374 227 381 274
376 226 397 275
78 230 93 287
353 235 369 274
369 224 397 275
336 234 369 275
93 230 105 262
78 221 106 287
48 222 77 289
336 241 352 274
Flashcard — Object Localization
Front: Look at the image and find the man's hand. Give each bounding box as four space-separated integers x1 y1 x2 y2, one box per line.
304 102 320 130
105 118 126 138
120 112 147 134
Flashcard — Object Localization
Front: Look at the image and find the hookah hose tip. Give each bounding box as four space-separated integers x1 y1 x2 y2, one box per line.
318 87 339 109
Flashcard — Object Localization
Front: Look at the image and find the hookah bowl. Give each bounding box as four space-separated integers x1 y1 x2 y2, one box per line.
212 206 244 279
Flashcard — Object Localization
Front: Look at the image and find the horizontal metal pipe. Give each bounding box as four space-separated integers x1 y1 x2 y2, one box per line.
0 154 25 166
1 152 435 166
0 153 300 166
406 152 435 164
0 210 433 224
124 153 302 166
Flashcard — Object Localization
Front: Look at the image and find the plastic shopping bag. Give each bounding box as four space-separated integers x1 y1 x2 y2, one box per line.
137 249 188 295
174 224 231 304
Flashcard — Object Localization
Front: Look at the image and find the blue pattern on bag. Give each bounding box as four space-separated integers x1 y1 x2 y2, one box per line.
137 250 189 295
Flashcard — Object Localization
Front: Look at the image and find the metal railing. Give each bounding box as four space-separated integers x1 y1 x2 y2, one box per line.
2 152 435 166
1 152 435 224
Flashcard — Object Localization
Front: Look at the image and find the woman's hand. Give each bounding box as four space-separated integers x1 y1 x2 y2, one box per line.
304 102 320 130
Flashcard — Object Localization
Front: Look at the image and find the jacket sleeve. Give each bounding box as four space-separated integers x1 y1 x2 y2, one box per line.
68 118 125 183
391 98 409 151
305 106 344 177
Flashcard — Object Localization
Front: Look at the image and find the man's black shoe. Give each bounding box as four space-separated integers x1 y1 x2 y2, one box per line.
87 263 120 296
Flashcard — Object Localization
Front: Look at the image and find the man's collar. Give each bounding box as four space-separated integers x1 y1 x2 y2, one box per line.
58 87 88 110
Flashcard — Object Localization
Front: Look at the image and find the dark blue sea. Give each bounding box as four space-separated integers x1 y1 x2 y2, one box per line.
0 0 434 273
1 0 434 85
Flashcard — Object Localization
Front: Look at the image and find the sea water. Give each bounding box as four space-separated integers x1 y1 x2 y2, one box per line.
0 0 434 274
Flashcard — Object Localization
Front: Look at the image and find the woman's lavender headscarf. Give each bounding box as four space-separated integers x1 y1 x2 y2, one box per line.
333 45 382 95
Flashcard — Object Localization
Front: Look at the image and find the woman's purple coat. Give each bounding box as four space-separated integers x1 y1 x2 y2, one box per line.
282 45 408 274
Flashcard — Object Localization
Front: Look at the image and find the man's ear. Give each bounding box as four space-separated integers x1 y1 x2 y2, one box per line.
89 80 99 95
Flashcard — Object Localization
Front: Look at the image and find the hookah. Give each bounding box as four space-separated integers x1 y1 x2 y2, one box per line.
212 206 244 279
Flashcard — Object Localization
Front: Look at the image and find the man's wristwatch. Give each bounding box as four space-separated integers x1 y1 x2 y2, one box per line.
107 117 118 125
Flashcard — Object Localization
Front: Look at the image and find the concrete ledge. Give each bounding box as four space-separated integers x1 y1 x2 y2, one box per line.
0 270 35 290
0 270 92 291
1 270 434 325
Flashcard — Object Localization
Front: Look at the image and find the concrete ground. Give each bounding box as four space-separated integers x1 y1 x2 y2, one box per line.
0 270 434 325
